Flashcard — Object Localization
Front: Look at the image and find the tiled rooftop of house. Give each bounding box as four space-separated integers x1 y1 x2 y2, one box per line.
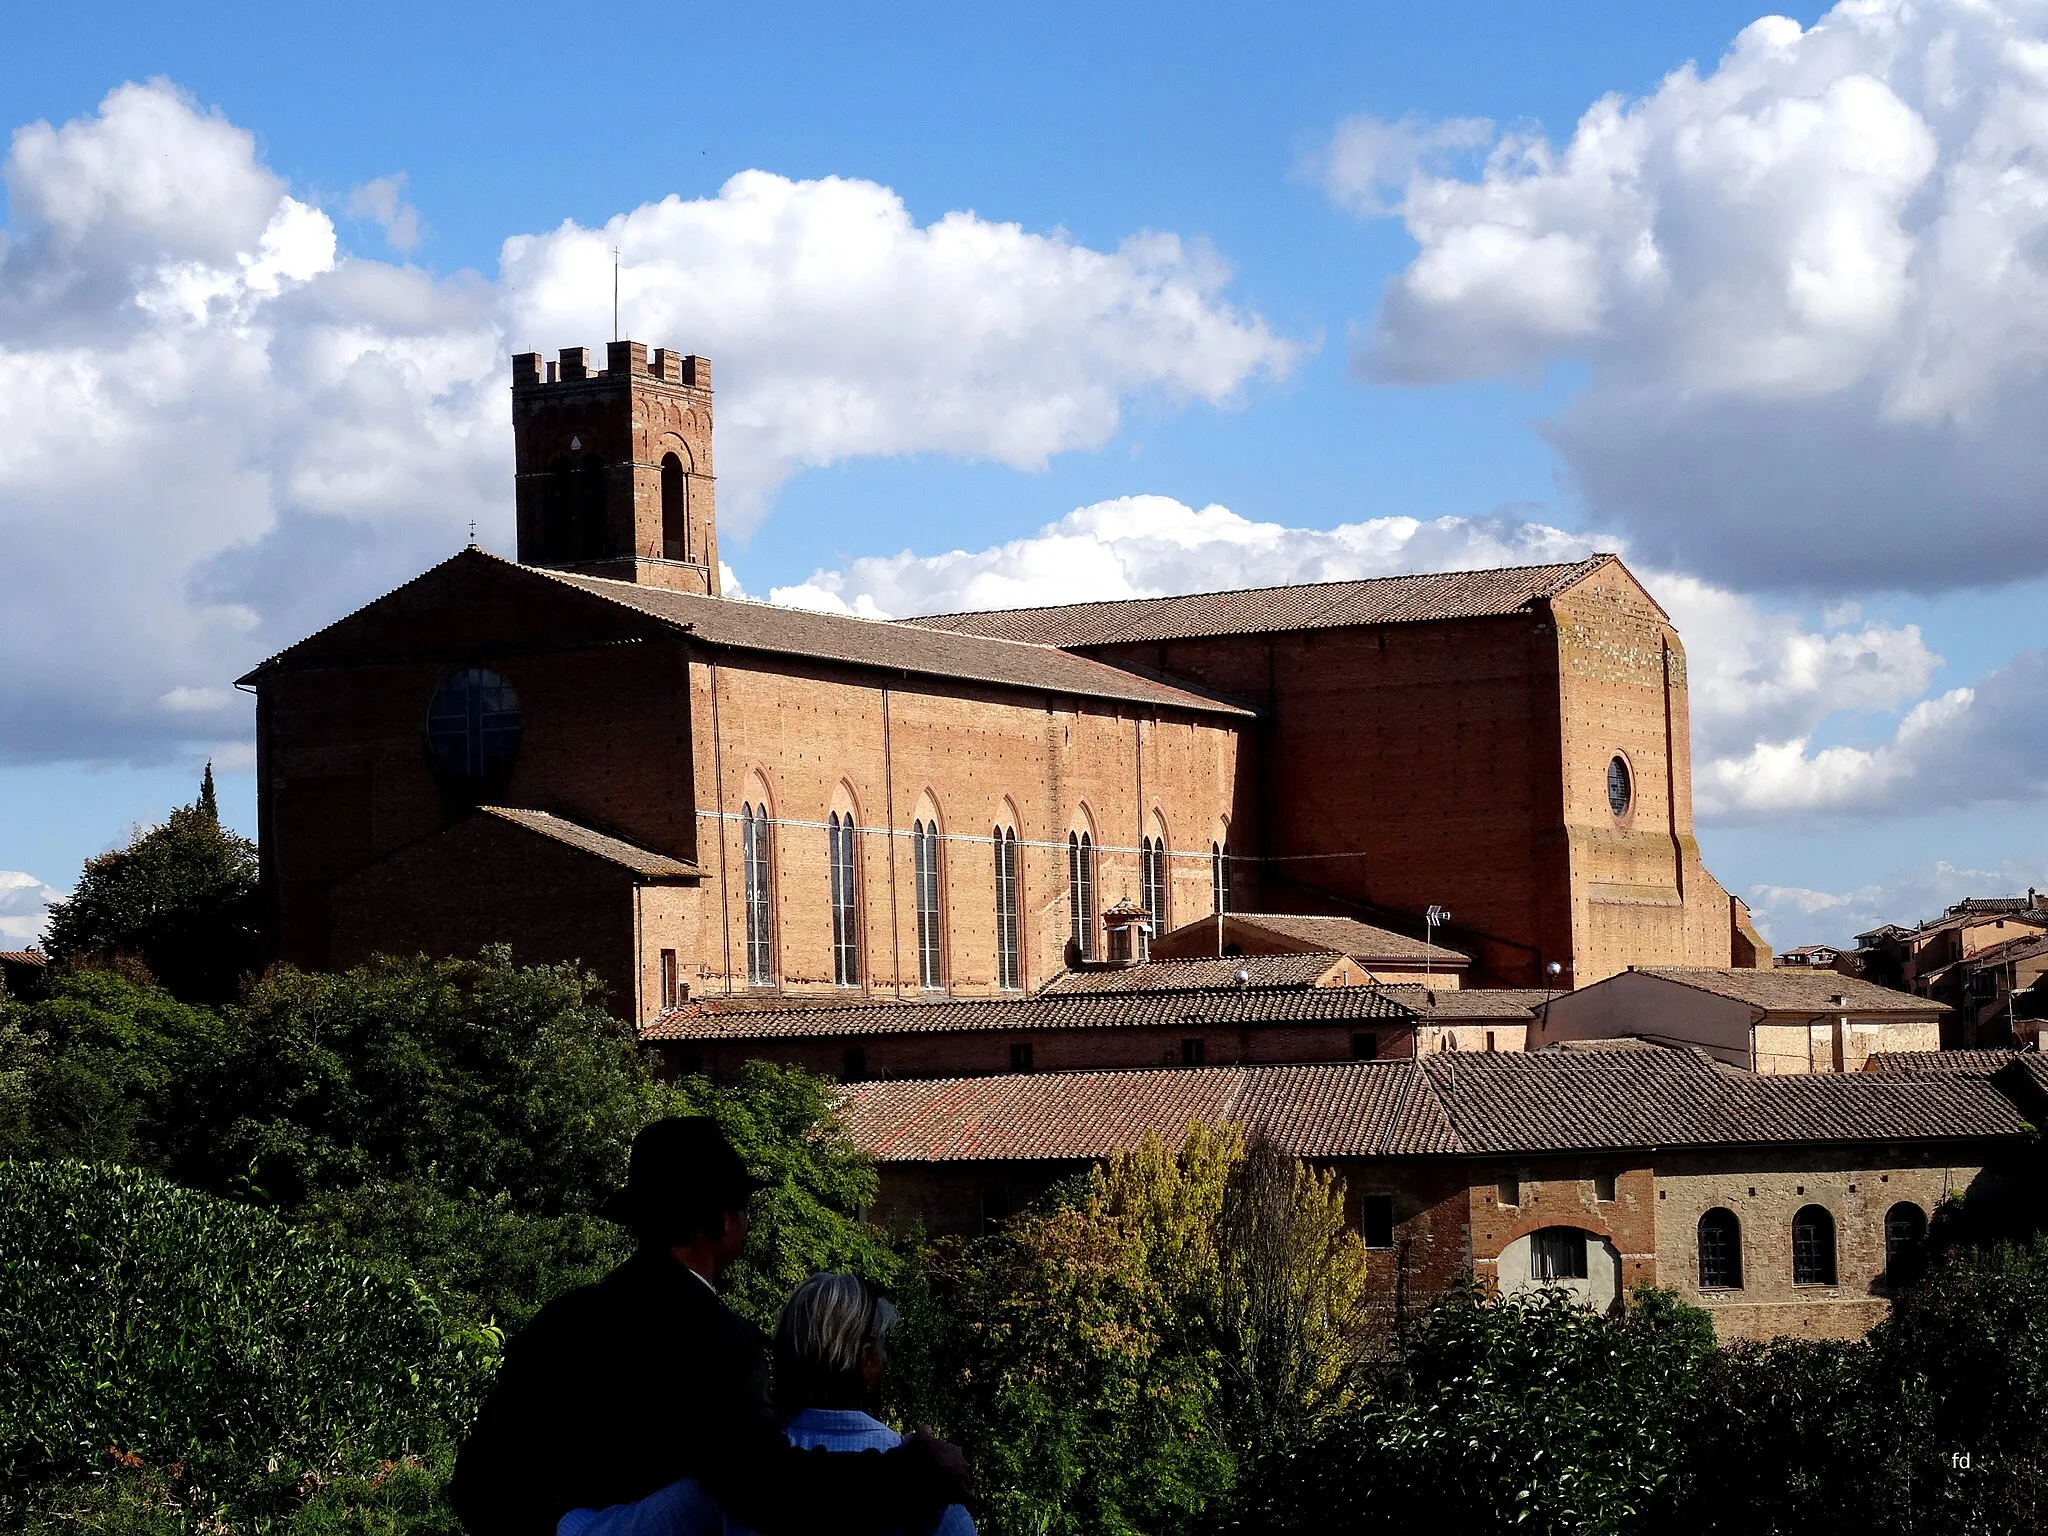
478 807 702 878
1863 1049 2027 1076
1178 912 1468 967
1036 952 1359 994
1628 966 1943 1015
642 979 1415 1042
1377 986 1553 1021
907 557 1618 647
838 1044 2036 1164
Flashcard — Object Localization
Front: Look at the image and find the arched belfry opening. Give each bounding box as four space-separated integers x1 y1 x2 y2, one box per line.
510 340 719 596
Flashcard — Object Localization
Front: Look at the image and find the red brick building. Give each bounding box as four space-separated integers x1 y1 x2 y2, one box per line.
840 1043 2043 1340
241 339 1766 1025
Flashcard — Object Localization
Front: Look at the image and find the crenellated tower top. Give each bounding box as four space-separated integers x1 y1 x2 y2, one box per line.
510 340 719 595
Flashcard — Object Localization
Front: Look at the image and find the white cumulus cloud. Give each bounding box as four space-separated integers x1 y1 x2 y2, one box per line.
1747 857 2048 947
0 870 65 949
0 80 1299 767
1339 0 2048 590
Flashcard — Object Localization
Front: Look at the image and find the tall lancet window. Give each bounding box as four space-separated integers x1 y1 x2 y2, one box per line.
913 819 944 990
1211 839 1232 915
829 811 860 987
1141 837 1168 930
1067 830 1096 960
661 453 689 560
993 826 1022 990
742 803 774 986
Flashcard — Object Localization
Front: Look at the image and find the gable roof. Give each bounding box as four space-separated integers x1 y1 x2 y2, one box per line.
1864 1050 2022 1077
242 549 1250 720
1625 966 1943 1015
838 1045 2035 1164
477 807 700 879
0 950 47 967
1377 986 1547 1022
1036 952 1363 994
905 557 1616 648
1159 912 1468 968
642 981 1415 1043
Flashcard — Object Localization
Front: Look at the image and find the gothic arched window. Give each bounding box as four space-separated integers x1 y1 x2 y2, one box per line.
1697 1208 1742 1289
828 810 860 987
1211 840 1231 915
1792 1205 1837 1286
1141 836 1168 930
661 452 689 561
742 803 774 986
426 668 522 780
1067 830 1096 961
913 819 944 990
993 826 1022 991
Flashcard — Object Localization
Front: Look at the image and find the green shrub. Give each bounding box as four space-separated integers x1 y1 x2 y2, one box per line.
0 1162 497 1524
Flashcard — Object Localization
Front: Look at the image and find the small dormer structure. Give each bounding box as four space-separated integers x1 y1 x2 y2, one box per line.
510 341 719 595
1102 896 1152 966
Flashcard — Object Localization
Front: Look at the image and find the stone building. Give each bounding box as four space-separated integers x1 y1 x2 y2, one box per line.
240 339 1765 1024
840 1043 2042 1340
1530 966 1945 1074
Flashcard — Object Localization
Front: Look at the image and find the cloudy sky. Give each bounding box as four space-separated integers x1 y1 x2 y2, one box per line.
4 0 2048 950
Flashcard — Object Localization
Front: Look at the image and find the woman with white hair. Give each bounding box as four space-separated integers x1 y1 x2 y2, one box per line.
772 1274 975 1536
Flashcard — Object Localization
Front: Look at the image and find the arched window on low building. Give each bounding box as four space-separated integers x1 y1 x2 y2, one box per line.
1697 1207 1743 1289
1792 1205 1837 1286
1211 838 1231 915
741 802 774 987
828 810 860 987
1884 1201 1927 1288
993 825 1022 990
913 817 944 991
1067 829 1096 961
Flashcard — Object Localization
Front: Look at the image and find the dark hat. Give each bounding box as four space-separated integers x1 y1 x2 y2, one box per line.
611 1117 769 1241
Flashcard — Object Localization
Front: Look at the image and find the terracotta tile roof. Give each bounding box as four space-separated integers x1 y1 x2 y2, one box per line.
906 558 1613 647
1628 966 1944 1015
476 807 700 878
1037 952 1352 995
534 563 1251 718
839 1045 2034 1164
0 950 47 967
642 982 1415 1042
1863 1049 2024 1077
240 550 1250 720
1969 931 2048 967
1378 986 1547 1022
1198 913 1468 967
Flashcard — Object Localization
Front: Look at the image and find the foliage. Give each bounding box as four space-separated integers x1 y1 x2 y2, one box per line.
896 1206 1233 1536
1286 1282 1720 1535
42 777 262 1004
0 1001 43 1155
0 1162 495 1528
670 1060 900 1327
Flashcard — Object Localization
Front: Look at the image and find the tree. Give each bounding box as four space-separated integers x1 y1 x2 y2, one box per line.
41 769 262 1004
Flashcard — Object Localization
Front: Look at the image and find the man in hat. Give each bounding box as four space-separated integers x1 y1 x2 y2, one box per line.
451 1117 968 1536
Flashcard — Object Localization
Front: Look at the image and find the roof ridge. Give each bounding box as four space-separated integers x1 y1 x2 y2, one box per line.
907 554 1614 627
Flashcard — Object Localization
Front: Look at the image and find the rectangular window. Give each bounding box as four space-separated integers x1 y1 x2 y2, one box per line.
1010 1041 1034 1073
1485 1030 1497 1053
1532 1227 1589 1281
742 805 773 986
1350 1032 1378 1060
659 948 678 1011
829 812 860 987
842 1046 867 1081
1181 1037 1206 1067
1359 1194 1395 1250
914 821 943 989
1593 1170 1617 1203
994 829 1022 990
1496 1177 1520 1207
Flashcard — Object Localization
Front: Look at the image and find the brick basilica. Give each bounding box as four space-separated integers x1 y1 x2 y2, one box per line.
241 339 1769 1027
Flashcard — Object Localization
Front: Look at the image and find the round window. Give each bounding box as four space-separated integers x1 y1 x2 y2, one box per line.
1606 754 1633 819
427 668 523 779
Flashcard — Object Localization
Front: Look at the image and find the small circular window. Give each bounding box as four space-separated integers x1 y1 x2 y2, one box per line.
1606 754 1633 819
427 668 523 779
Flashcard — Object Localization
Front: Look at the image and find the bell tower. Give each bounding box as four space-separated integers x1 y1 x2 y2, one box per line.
510 340 720 596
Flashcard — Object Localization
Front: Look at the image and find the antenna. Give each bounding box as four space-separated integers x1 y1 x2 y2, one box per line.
613 246 620 343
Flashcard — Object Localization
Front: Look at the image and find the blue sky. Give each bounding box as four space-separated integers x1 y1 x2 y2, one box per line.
5 0 2048 950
